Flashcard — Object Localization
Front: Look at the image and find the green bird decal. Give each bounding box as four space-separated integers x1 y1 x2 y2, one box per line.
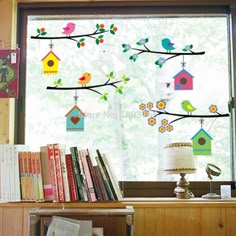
181 100 197 115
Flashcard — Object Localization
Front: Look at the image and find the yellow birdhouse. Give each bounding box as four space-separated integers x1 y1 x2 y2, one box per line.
41 51 60 74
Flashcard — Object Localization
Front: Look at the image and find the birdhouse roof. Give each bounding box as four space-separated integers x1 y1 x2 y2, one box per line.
191 128 213 140
65 105 86 117
173 69 194 78
41 50 61 61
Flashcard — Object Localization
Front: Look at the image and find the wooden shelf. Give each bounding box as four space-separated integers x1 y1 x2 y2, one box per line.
29 205 134 236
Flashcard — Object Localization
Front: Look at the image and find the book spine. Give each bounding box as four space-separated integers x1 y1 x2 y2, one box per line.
35 152 44 201
78 149 97 202
18 152 25 201
27 151 35 201
65 154 78 201
86 151 103 201
101 154 123 201
53 144 65 202
96 150 118 200
93 165 109 201
70 147 85 201
95 155 115 200
59 145 71 202
47 144 59 202
31 152 39 201
40 146 54 201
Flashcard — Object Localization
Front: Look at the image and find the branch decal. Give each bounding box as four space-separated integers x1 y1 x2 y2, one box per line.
47 72 130 101
139 101 229 133
122 38 205 68
31 23 118 48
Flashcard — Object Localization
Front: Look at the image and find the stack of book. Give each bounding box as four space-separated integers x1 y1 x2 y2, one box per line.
0 144 123 202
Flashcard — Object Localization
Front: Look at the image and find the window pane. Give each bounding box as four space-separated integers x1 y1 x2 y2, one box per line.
25 15 231 181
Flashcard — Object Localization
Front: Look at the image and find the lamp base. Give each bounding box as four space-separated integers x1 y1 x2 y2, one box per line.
202 193 221 199
174 173 194 199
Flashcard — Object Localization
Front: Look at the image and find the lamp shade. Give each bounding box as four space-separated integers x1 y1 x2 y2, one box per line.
163 142 196 174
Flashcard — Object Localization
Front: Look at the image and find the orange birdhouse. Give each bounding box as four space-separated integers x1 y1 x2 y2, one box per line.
41 51 60 74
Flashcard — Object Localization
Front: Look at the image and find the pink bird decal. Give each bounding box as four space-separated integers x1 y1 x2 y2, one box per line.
62 22 76 36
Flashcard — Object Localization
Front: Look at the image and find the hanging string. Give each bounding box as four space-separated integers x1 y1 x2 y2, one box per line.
199 118 204 128
74 90 78 105
181 55 186 68
49 39 54 50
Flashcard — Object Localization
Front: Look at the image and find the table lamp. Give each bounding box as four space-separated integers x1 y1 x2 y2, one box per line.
163 142 196 199
202 163 221 199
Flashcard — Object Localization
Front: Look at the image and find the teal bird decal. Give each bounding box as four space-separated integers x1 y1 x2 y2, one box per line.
161 38 175 52
181 100 197 115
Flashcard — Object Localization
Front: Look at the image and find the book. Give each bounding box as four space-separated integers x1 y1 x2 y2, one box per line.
53 144 65 202
95 154 115 200
93 165 109 201
59 145 71 202
85 151 103 201
26 151 35 201
70 146 87 201
31 152 39 201
78 149 97 202
46 216 92 236
65 154 78 201
34 152 44 201
101 153 123 201
96 149 118 200
40 146 57 201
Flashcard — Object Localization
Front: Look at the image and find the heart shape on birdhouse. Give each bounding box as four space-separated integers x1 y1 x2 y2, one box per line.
70 116 80 125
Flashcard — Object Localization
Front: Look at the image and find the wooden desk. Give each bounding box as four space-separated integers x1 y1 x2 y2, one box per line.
29 206 134 236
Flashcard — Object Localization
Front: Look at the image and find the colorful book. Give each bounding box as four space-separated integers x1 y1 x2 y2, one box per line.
86 152 103 201
58 145 70 202
40 146 57 201
31 152 39 201
70 147 87 201
101 153 123 201
78 149 97 202
96 150 118 200
65 154 78 201
93 165 109 201
95 154 115 200
53 144 65 202
34 152 44 201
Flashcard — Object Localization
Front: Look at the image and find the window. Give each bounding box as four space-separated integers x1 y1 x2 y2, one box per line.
17 3 235 189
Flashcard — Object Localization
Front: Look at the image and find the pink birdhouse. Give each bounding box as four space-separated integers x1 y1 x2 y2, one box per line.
173 69 194 90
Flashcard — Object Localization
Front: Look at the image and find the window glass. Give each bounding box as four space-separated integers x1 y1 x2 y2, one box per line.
25 15 231 181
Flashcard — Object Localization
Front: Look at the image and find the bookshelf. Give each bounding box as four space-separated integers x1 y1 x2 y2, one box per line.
29 206 134 236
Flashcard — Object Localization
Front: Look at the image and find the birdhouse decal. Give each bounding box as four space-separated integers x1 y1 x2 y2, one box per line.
191 128 213 155
173 69 194 90
41 51 60 74
65 105 85 131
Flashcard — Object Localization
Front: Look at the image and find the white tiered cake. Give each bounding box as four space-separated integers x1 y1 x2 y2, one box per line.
163 142 196 174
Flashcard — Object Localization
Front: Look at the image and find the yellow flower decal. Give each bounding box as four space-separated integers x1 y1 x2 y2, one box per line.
159 119 173 132
139 103 146 110
156 100 166 110
161 119 168 126
209 105 218 113
167 125 173 132
159 126 165 133
148 117 156 126
147 102 153 109
143 110 149 117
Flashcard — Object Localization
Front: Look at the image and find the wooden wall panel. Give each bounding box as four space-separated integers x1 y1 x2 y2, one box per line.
200 208 225 236
225 208 236 236
2 207 24 236
133 208 145 236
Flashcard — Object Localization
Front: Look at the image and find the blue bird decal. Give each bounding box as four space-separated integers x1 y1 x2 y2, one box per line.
161 38 175 52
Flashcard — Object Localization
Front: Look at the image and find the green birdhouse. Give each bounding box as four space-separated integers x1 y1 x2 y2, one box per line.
191 128 213 155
